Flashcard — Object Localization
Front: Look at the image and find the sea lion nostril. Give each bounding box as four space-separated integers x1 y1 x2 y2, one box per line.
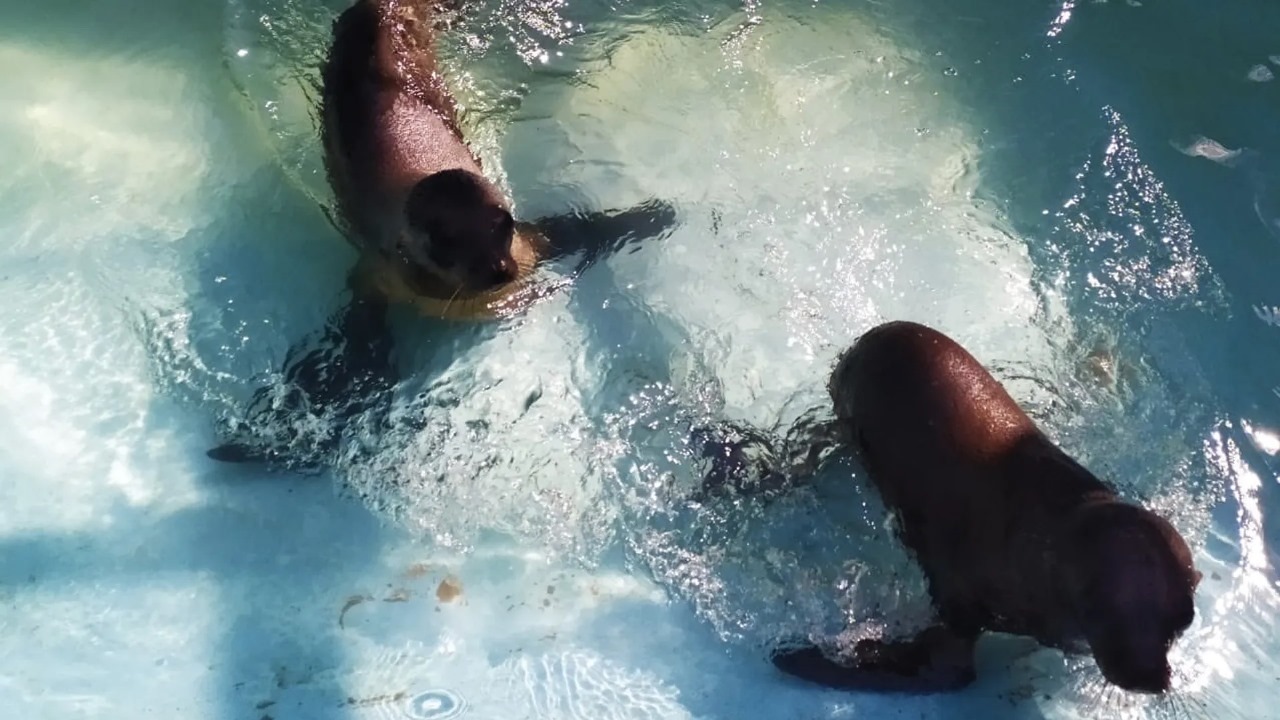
494 258 516 283
476 259 514 288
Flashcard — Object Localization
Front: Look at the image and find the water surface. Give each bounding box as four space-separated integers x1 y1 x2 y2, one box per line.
2 0 1279 718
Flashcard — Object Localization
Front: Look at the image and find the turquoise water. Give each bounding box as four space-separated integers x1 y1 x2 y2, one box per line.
1 0 1279 717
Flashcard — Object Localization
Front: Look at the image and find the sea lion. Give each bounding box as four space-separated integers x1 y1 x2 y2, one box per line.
708 321 1201 694
208 0 676 465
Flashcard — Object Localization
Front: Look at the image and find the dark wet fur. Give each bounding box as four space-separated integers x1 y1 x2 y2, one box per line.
703 321 1200 695
318 0 398 243
320 0 520 293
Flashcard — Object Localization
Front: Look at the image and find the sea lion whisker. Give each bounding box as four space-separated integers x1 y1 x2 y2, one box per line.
440 282 464 317
1166 678 1217 720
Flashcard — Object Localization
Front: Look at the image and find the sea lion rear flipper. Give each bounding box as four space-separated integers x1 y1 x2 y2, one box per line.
207 273 397 470
692 411 843 501
531 199 679 271
690 421 791 500
770 626 977 693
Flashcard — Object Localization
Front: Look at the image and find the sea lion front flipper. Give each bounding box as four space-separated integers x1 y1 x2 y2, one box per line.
770 626 977 693
206 266 397 470
530 199 679 271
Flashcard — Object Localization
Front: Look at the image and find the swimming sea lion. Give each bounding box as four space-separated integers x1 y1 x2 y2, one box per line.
320 0 567 319
208 0 676 465
711 321 1201 694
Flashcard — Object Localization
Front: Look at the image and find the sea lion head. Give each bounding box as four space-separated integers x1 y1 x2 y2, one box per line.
1060 502 1200 694
401 168 518 292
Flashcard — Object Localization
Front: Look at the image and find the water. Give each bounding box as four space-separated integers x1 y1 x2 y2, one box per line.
2 0 1279 717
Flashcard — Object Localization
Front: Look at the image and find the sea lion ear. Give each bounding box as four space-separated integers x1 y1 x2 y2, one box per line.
1192 569 1203 587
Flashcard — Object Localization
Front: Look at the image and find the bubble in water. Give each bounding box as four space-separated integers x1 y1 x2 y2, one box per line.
1174 135 1242 165
1247 64 1274 82
942 66 958 77
406 689 467 720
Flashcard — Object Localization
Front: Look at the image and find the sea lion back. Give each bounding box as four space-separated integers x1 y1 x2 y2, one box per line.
832 321 1035 467
320 0 477 247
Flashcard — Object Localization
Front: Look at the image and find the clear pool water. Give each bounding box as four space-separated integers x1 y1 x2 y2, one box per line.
2 0 1279 717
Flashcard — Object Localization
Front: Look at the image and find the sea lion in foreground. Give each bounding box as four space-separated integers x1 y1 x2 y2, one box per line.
207 0 676 465
721 321 1201 694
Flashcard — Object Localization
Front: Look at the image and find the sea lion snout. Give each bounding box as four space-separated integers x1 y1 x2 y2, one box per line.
454 208 517 290
1085 613 1176 693
449 244 517 291
1083 594 1188 694
1064 503 1199 694
1094 644 1172 694
479 254 518 288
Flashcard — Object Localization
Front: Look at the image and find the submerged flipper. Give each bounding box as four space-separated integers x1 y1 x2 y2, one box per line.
533 198 679 271
691 421 792 500
692 412 843 501
207 284 396 470
770 625 977 694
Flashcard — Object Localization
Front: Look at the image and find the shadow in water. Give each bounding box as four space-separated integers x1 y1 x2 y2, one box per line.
0 456 394 719
0 2 385 718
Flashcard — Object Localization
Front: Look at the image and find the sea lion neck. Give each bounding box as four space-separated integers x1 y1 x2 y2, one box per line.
998 497 1120 651
1002 433 1115 510
991 438 1120 646
365 223 543 317
999 439 1117 581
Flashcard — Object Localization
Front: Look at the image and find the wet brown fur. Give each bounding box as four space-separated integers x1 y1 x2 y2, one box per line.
320 0 534 314
770 321 1201 695
322 0 475 243
206 0 678 464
